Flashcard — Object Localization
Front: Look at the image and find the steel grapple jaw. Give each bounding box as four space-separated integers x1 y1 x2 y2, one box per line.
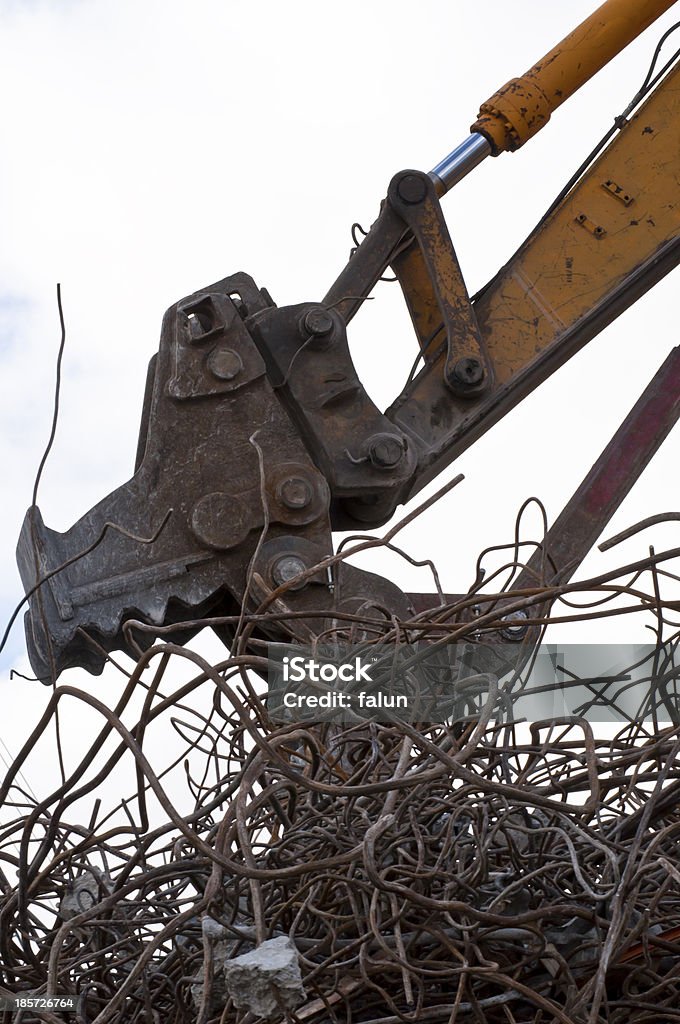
17 273 415 681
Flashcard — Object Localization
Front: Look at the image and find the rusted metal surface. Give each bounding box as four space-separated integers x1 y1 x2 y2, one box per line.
16 273 413 680
248 295 416 524
386 171 492 396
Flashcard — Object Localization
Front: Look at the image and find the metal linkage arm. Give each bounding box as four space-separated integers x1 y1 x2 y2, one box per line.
390 59 680 500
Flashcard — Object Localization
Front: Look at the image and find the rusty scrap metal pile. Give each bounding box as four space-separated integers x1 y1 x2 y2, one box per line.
2 508 680 1024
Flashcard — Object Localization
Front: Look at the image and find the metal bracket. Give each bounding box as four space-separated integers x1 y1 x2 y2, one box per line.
248 301 417 528
387 169 492 396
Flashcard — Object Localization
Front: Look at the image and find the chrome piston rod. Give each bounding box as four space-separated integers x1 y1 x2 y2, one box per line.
429 133 491 196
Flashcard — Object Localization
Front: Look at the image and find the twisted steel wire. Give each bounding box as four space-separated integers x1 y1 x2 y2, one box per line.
2 504 680 1023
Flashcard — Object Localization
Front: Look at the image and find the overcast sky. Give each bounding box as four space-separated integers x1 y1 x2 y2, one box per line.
1 1 679 770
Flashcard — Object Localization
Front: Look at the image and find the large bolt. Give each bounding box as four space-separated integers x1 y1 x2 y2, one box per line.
451 356 485 387
207 347 243 381
191 492 249 551
367 433 405 469
271 554 308 590
276 476 313 510
302 306 334 338
397 173 428 205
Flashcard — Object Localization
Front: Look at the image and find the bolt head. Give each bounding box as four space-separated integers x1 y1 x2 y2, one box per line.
207 347 243 381
367 433 405 469
271 554 308 589
451 356 484 387
302 307 334 338
191 492 250 551
276 476 313 510
397 173 428 205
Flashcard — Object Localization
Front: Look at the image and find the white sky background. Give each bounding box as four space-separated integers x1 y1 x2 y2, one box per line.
0 0 679 801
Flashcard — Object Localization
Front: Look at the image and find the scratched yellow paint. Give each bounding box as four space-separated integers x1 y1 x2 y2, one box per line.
477 59 680 381
473 0 677 152
390 59 679 493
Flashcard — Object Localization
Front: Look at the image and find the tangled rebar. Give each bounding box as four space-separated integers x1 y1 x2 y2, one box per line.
2 498 680 1024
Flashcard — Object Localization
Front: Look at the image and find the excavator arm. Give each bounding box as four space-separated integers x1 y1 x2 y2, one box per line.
16 0 680 680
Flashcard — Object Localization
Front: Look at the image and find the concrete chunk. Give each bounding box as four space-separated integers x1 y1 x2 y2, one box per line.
223 935 305 1018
